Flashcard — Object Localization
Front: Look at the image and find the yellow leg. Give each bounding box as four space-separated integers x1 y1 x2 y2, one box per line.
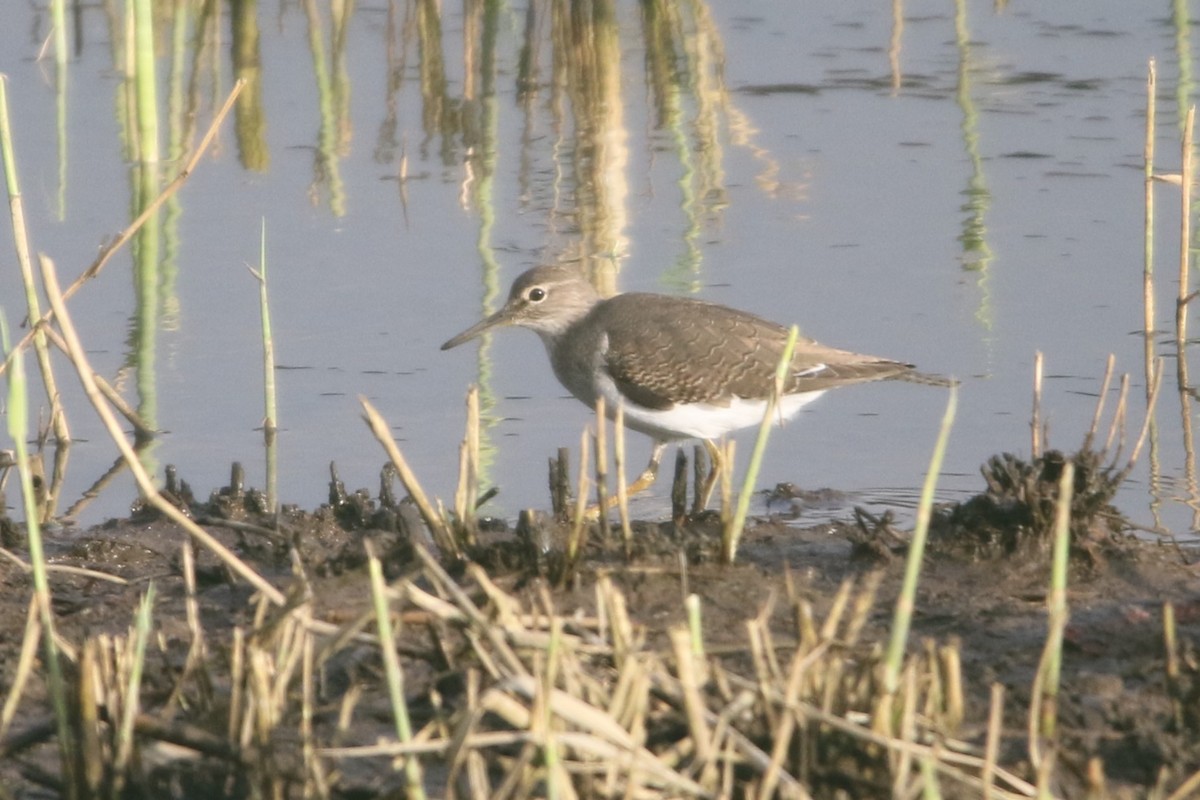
625 441 667 498
586 441 667 519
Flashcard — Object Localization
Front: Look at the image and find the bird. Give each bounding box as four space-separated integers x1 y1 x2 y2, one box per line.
441 265 941 508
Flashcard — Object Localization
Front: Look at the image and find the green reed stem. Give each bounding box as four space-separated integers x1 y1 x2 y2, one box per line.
1030 460 1074 791
1 313 77 797
0 76 70 453
883 385 957 697
114 583 156 792
131 0 160 165
366 540 427 800
251 219 278 512
722 325 799 564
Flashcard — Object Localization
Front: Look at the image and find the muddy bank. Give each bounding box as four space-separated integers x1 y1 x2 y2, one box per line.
1 475 1199 799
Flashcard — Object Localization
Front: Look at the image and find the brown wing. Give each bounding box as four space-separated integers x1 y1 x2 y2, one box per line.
595 293 914 408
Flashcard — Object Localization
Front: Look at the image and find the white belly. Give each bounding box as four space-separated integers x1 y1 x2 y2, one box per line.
602 384 825 441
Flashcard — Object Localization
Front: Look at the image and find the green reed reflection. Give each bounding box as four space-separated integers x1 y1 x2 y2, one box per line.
129 0 162 484
231 0 269 172
953 0 995 335
463 0 503 482
303 0 351 216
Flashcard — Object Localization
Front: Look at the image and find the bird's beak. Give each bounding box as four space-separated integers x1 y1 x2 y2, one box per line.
440 306 514 350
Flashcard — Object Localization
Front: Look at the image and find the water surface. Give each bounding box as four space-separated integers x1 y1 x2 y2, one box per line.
0 1 1196 540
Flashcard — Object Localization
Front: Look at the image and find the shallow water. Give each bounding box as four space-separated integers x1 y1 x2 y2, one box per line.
0 1 1196 540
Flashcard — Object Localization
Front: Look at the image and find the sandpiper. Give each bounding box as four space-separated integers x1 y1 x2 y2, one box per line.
442 265 937 505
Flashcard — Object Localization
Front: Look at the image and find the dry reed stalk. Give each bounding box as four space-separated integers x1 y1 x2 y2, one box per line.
1105 373 1130 459
613 401 634 556
892 661 918 795
762 691 1037 798
359 396 457 555
466 383 480 534
794 599 818 653
1119 358 1164 479
669 627 713 770
1031 352 1044 458
684 593 704 662
0 75 70 455
92 373 154 437
757 638 824 800
941 640 964 730
844 571 882 646
566 427 590 574
921 638 944 727
227 626 245 744
78 639 102 794
0 547 126 584
1145 59 1157 397
1166 768 1200 800
1177 106 1196 354
718 439 735 525
454 386 481 541
983 682 1005 799
413 546 527 677
1164 601 1182 729
0 81 245 378
164 542 209 710
594 396 610 532
40 254 286 604
1083 354 1115 451
819 578 853 642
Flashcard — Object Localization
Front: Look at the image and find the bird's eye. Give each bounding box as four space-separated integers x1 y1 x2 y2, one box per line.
528 287 547 302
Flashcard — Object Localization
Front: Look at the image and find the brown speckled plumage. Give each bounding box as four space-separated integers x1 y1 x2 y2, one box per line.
442 265 944 444
582 292 913 409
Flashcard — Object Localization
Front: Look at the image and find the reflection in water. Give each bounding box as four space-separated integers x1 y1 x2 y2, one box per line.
1168 1 1200 531
642 0 733 288
952 0 994 336
231 0 269 173
162 0 190 334
128 0 162 487
417 0 454 164
1172 0 1193 140
1142 62 1163 533
549 0 629 292
303 0 351 216
455 0 745 471
4 0 761 524
889 0 903 95
52 0 68 222
16 1 1200 541
463 0 503 483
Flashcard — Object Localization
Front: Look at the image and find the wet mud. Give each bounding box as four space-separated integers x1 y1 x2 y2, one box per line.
1 463 1199 799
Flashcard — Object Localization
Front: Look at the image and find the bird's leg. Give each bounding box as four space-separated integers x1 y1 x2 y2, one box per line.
696 439 723 511
625 440 667 498
585 440 666 519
